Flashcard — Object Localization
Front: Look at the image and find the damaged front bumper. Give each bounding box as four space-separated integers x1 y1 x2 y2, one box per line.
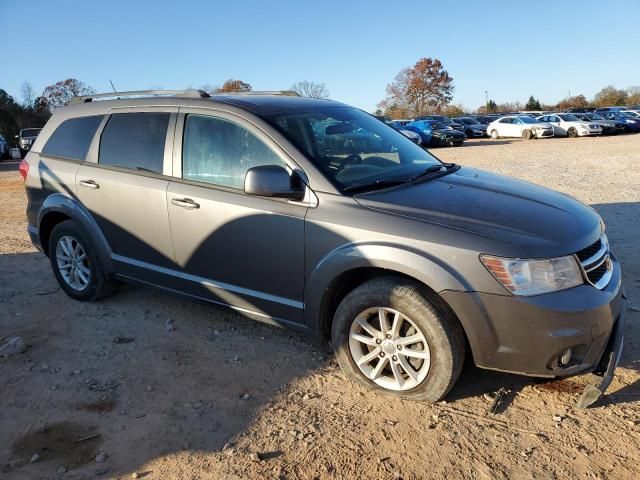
576 293 626 408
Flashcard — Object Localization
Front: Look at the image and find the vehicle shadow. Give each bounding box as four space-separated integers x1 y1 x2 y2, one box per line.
0 250 328 479
2 188 638 477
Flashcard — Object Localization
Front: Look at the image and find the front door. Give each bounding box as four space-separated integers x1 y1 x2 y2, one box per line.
76 110 178 284
166 111 307 324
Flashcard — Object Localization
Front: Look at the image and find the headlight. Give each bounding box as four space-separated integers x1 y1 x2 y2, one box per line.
481 255 583 296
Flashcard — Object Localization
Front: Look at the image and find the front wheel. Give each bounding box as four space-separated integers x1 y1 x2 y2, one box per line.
490 129 499 139
522 129 533 140
332 277 465 402
568 127 578 138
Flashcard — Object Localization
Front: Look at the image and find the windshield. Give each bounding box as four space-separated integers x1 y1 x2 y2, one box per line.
558 114 579 121
21 128 42 138
518 116 540 124
264 107 441 190
586 114 603 120
459 118 479 125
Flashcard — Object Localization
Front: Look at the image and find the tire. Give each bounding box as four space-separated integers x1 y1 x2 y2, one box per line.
48 220 117 301
331 276 465 402
490 129 499 139
522 129 533 140
568 127 578 138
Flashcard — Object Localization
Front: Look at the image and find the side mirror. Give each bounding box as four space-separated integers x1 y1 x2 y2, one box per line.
244 165 305 201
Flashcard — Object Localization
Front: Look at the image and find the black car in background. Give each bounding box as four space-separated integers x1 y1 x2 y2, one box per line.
404 120 466 147
452 117 487 138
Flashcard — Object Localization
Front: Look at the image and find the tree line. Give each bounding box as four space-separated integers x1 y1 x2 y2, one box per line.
376 57 640 118
0 79 329 145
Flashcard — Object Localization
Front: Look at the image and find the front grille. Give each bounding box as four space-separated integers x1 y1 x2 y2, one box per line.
575 234 612 289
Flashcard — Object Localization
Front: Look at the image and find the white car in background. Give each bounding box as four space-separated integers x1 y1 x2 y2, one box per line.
486 115 554 139
537 113 602 137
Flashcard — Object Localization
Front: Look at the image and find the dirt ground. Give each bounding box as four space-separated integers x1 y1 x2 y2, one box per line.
1 135 639 480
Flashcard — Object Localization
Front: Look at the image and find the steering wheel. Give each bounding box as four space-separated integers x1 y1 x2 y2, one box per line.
336 153 363 172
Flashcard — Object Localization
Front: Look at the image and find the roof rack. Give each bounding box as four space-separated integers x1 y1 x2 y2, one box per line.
68 89 211 104
213 90 300 97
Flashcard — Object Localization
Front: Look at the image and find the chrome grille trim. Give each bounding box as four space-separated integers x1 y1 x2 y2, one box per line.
575 234 612 289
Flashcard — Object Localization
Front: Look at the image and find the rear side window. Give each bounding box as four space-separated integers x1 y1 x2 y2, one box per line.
182 114 284 189
42 115 103 161
99 113 169 174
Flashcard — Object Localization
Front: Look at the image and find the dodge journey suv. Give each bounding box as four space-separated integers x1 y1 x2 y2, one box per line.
21 90 625 407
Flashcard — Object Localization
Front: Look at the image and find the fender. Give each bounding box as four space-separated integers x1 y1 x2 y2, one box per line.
38 193 114 272
304 241 473 332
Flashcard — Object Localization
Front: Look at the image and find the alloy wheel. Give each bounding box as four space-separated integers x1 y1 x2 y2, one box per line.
348 307 431 391
55 235 91 291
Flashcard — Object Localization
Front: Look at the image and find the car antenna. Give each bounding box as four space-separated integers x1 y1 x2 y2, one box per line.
109 80 118 96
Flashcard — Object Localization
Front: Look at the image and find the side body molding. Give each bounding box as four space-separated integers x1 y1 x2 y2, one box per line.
304 242 471 333
38 193 114 272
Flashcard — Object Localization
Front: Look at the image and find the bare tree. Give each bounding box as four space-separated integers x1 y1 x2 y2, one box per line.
21 82 37 107
290 81 329 99
42 79 96 110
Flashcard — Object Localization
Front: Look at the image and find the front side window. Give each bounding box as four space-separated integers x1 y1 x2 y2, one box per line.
263 107 440 190
99 113 169 174
42 115 103 161
182 114 284 189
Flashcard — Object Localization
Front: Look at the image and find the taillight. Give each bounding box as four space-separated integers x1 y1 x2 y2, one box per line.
19 158 29 181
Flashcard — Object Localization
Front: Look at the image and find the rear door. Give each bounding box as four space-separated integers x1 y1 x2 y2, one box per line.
166 109 308 324
76 108 179 285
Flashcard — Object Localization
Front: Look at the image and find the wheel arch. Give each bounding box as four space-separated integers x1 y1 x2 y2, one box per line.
38 193 114 272
304 243 471 340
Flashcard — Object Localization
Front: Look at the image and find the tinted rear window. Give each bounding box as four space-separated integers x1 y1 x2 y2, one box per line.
99 113 169 174
42 116 103 160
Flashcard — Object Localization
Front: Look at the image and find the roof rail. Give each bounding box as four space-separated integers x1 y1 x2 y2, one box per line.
68 89 211 104
213 90 300 97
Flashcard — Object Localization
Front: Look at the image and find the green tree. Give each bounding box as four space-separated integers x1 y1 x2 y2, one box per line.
486 99 497 113
525 96 541 110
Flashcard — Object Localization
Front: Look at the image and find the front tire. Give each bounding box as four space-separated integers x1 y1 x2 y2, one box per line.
568 127 578 138
331 277 465 402
48 220 117 301
522 129 533 140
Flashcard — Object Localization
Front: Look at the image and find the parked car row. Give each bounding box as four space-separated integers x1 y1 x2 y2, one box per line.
379 105 640 146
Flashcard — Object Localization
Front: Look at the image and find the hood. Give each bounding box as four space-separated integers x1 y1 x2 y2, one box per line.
433 128 465 137
355 167 601 258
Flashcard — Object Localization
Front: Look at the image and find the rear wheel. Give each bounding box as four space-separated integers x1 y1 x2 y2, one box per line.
49 220 117 301
568 127 578 138
490 129 499 139
332 277 465 402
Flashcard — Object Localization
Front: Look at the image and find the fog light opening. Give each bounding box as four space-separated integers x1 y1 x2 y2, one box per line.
559 348 572 367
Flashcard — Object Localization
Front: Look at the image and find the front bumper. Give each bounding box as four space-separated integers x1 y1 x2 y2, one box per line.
578 128 603 136
534 129 554 138
441 253 623 378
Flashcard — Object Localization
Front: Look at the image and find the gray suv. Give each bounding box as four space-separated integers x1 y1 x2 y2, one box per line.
21 90 625 406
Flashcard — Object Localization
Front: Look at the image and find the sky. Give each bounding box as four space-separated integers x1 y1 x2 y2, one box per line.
1 0 639 112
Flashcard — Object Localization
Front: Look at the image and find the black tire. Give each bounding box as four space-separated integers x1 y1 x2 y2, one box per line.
48 220 117 301
522 129 533 140
567 127 578 138
331 276 465 402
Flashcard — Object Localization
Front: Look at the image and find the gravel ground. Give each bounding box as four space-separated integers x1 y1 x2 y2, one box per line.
1 135 639 480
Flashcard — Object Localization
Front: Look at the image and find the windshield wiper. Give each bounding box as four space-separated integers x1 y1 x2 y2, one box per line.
343 177 412 193
343 163 459 194
408 162 458 181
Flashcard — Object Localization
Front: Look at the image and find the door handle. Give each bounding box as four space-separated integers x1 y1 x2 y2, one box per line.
171 198 200 209
79 180 99 190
